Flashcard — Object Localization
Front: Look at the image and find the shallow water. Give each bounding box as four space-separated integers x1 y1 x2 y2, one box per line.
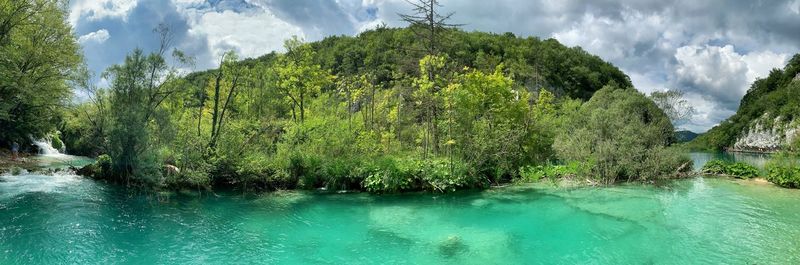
3 154 800 264
2 169 800 264
689 151 772 171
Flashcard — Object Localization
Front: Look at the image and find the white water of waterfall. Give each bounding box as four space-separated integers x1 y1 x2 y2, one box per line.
31 138 62 156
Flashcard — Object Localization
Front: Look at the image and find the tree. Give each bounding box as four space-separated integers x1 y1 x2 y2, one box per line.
208 51 243 149
649 90 696 129
0 0 81 144
412 55 448 156
274 36 333 123
444 65 531 181
104 24 189 181
400 0 461 154
399 0 462 57
555 86 686 184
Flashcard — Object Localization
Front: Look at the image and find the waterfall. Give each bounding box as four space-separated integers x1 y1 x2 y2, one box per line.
31 138 62 156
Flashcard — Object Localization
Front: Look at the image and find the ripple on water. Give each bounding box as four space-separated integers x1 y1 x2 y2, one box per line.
0 172 87 200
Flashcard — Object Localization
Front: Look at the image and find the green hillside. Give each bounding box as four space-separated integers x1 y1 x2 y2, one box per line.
691 54 800 151
60 25 687 192
184 27 632 100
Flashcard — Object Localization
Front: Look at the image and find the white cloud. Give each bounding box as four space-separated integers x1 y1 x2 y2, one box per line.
742 51 789 83
674 45 749 105
185 9 304 64
69 0 138 26
78 29 111 44
671 45 788 130
681 92 735 132
627 71 664 94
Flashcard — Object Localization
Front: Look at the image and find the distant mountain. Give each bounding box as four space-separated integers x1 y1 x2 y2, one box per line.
675 130 700 143
690 54 800 152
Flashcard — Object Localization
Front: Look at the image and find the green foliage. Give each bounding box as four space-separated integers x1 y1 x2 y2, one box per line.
63 26 646 192
99 25 187 183
362 157 478 193
445 65 538 182
765 153 800 188
554 85 687 183
96 154 112 179
50 133 64 151
0 0 82 144
701 160 759 179
518 162 588 182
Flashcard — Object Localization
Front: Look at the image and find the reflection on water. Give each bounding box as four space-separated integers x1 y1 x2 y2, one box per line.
689 151 772 171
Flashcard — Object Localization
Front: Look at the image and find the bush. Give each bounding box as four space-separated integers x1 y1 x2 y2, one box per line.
95 154 112 179
765 154 800 188
362 157 480 193
518 162 589 182
701 159 759 179
554 86 685 183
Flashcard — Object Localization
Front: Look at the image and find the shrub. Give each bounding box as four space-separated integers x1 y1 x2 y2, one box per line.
51 133 64 152
362 157 479 193
765 153 800 188
517 162 589 182
701 159 759 179
95 154 113 179
554 86 685 183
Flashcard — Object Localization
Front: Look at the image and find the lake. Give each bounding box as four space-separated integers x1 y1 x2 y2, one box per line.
1 153 799 264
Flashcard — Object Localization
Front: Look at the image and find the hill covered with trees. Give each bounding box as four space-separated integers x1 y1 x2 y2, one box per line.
0 0 686 192
59 23 688 192
690 54 800 152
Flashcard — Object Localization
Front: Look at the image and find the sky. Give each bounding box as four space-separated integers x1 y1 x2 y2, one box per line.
69 0 800 132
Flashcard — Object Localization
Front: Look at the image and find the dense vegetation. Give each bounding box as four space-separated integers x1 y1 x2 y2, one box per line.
556 86 689 184
700 160 760 179
60 23 690 192
765 153 800 188
691 54 800 151
0 0 82 147
0 0 691 192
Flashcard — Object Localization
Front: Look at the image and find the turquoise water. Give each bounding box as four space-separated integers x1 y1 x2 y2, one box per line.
689 151 772 171
2 156 800 264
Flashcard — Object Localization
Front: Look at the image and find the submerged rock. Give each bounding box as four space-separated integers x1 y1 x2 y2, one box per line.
438 235 468 258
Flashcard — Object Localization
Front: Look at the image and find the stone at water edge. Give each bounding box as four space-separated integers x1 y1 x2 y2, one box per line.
75 164 98 178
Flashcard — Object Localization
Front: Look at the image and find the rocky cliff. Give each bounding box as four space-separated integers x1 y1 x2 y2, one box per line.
733 115 798 152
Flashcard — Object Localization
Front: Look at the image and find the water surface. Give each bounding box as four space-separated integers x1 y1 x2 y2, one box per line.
1 157 799 264
689 151 772 171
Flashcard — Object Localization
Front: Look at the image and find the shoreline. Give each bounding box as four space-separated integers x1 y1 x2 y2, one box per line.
3 151 792 194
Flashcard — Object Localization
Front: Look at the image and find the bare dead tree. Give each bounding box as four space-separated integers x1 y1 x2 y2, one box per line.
399 0 462 156
398 0 462 58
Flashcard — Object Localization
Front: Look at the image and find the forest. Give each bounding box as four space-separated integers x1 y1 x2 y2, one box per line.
0 0 701 193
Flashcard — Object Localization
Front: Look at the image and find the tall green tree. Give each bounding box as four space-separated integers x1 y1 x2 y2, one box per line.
0 0 81 144
274 36 333 123
208 51 243 149
104 25 189 181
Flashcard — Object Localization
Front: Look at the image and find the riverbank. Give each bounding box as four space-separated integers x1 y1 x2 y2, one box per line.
0 149 37 171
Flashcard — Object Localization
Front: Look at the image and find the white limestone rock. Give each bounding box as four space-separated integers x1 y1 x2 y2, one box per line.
733 115 798 152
